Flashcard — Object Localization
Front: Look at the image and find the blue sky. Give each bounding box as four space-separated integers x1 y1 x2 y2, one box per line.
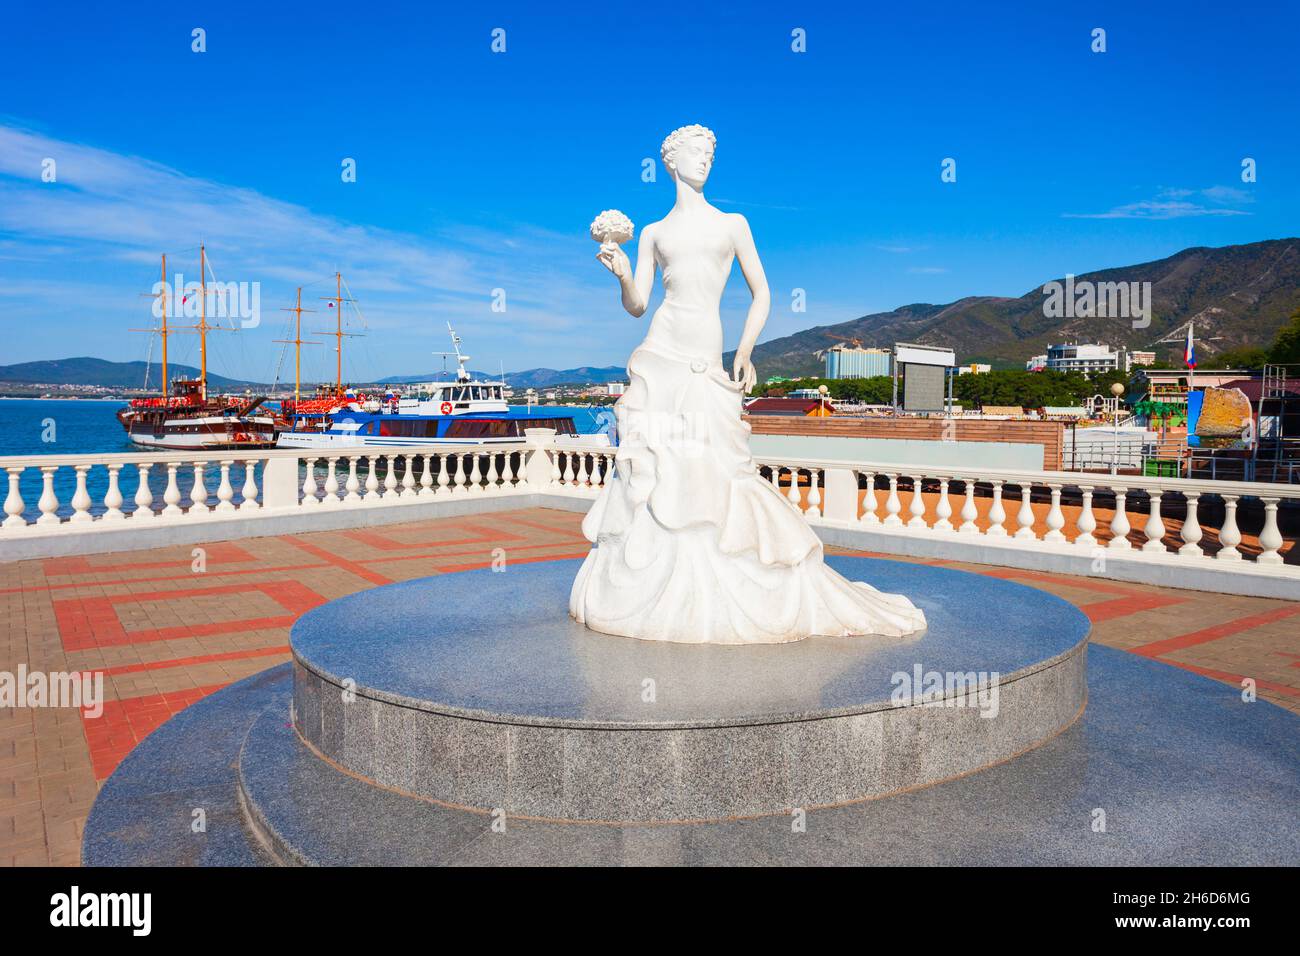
1 1 1297 382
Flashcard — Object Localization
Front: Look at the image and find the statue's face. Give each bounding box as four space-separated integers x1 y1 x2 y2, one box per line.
670 135 713 188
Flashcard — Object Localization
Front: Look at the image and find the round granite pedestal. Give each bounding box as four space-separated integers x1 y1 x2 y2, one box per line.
285 557 1088 823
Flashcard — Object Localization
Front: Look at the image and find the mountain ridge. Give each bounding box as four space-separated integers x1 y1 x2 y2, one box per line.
724 238 1300 379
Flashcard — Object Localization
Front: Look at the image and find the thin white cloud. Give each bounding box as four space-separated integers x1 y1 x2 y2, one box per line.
1064 185 1254 220
0 124 624 378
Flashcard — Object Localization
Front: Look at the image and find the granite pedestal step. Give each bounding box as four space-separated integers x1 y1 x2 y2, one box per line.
226 645 1299 866
288 558 1090 822
84 650 1300 866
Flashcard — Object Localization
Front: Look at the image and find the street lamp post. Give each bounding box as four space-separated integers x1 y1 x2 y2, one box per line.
1110 381 1125 475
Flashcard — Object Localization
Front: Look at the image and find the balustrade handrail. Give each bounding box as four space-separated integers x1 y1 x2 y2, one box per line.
0 441 530 470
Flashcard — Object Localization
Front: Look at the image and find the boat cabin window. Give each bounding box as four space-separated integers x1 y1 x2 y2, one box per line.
444 417 577 439
378 420 442 438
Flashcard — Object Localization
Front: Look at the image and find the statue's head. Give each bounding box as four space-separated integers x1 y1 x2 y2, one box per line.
661 124 716 189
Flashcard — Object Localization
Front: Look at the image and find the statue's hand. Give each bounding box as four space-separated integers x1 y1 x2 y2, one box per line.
732 352 757 394
596 242 631 280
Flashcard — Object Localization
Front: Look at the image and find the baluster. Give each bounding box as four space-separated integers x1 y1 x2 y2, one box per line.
1216 495 1241 560
883 474 902 526
768 465 780 492
132 465 156 522
190 462 210 516
320 458 338 507
469 453 483 494
906 475 926 528
1014 485 1036 540
1075 486 1097 549
1257 497 1283 565
3 467 26 530
858 471 879 525
420 454 435 497
345 456 362 503
1141 491 1166 553
69 465 92 523
982 481 1003 535
787 468 802 509
383 456 399 497
457 453 472 494
103 464 125 521
216 461 236 512
562 452 576 486
576 454 590 489
807 469 821 518
437 454 451 495
1044 484 1065 542
402 455 417 497
1178 493 1202 557
242 459 261 510
934 478 953 532
163 463 183 517
1107 487 1131 550
364 457 380 499
37 467 59 526
551 450 562 487
302 457 320 507
485 452 500 493
958 479 979 533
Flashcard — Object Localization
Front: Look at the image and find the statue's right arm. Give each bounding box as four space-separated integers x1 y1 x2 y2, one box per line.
621 225 656 318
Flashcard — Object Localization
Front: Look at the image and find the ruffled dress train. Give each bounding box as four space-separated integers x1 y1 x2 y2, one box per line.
569 339 927 645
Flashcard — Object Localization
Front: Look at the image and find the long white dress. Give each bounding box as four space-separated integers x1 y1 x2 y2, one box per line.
569 211 926 645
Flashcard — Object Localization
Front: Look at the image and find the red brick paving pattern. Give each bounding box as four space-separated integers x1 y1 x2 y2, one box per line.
0 507 1295 866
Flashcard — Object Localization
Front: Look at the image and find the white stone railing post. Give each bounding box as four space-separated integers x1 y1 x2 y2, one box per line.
262 455 301 510
821 468 858 524
523 428 558 489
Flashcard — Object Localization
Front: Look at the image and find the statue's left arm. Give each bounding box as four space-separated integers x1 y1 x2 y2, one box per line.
730 213 769 394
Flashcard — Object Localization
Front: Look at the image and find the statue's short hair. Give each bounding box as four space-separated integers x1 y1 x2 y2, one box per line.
661 124 717 170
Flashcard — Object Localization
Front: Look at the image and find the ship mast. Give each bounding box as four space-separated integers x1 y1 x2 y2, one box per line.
318 272 358 396
160 254 169 399
198 243 209 401
131 252 172 398
276 288 317 404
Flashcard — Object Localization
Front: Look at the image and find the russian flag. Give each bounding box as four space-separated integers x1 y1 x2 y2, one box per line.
1184 322 1196 369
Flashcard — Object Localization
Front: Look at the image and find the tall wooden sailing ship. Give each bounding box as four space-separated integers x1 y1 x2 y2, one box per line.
116 245 279 450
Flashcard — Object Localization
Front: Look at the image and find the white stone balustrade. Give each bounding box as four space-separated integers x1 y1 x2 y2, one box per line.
748 455 1294 582
0 443 1296 599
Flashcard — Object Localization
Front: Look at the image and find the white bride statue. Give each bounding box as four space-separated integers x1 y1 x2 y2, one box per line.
569 124 926 644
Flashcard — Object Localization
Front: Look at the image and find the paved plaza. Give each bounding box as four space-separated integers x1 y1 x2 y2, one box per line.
2 507 1297 865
